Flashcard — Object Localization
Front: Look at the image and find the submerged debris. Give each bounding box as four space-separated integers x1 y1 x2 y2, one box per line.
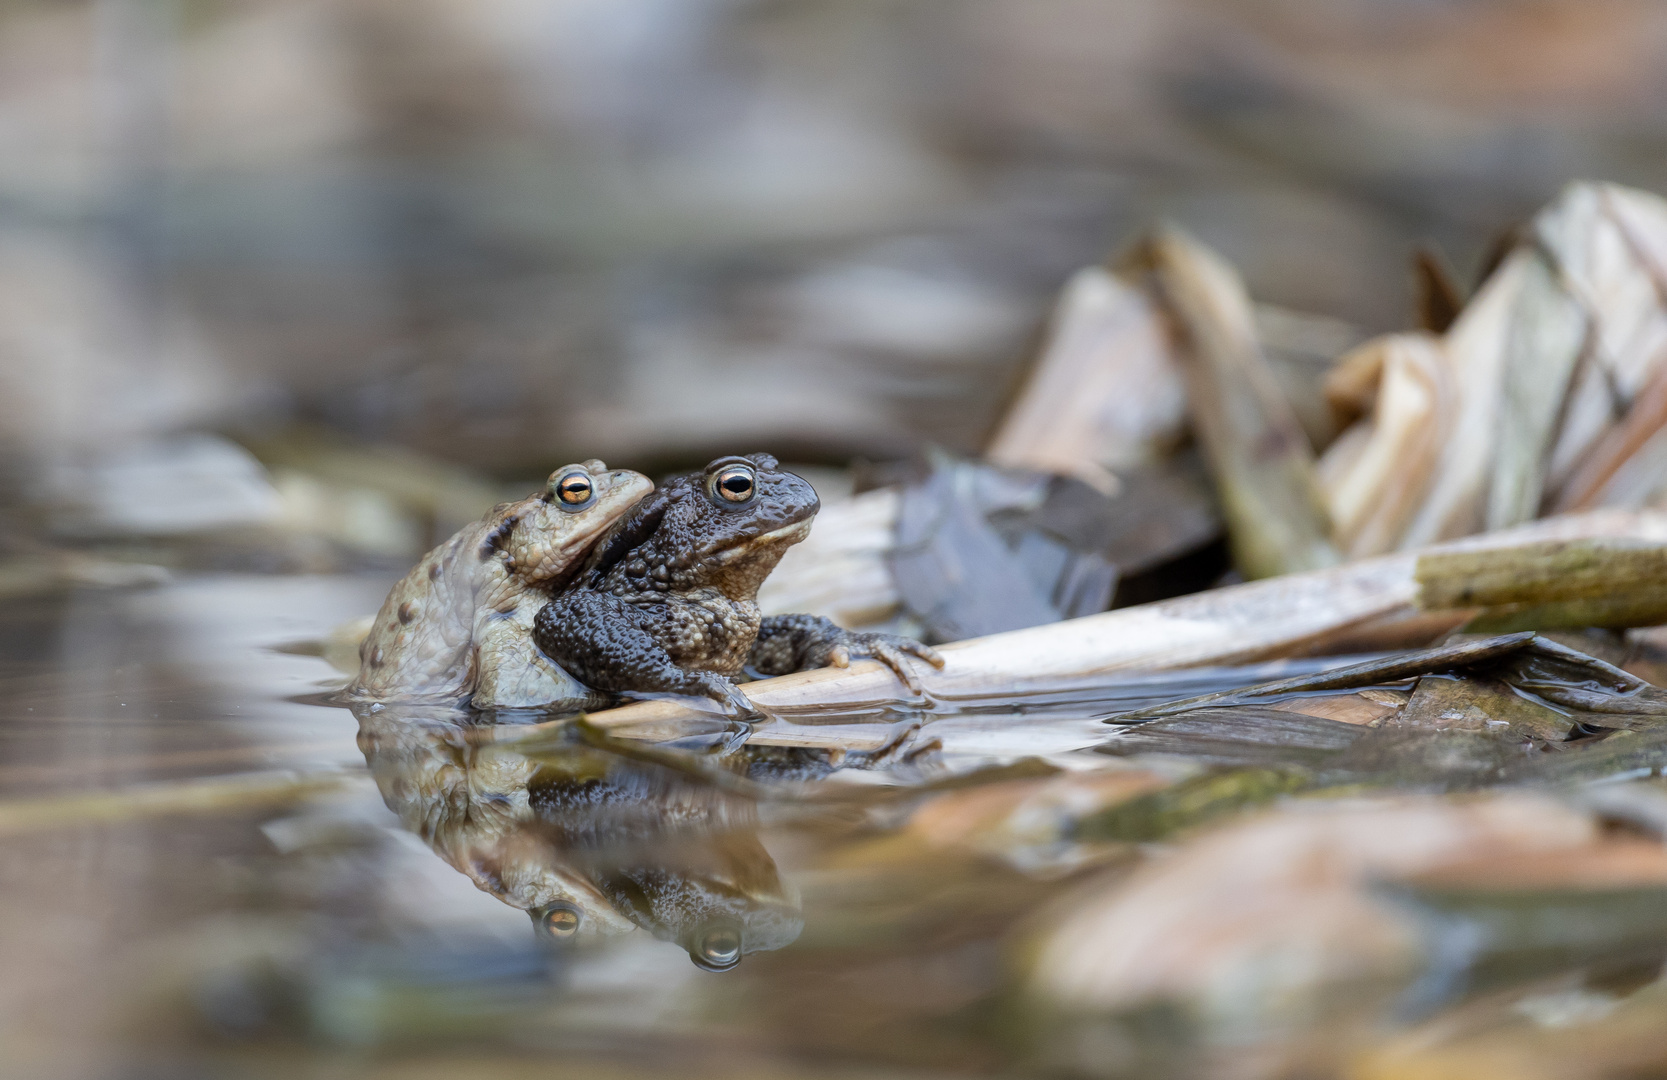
0 769 363 836
1027 792 1667 1079
1107 631 1667 734
1096 632 1667 815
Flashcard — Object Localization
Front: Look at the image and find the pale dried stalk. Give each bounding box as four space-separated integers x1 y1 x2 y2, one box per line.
1396 249 1531 546
1537 185 1667 494
1487 249 1591 529
1553 344 1667 511
1138 228 1339 579
1325 182 1667 553
1319 334 1449 558
991 229 1343 581
495 511 1667 752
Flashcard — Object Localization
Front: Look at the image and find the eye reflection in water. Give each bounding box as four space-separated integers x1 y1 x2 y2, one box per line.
531 902 583 940
353 703 803 970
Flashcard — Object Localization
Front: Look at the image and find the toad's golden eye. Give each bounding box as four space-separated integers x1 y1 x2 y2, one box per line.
534 903 581 939
712 466 755 503
556 473 594 506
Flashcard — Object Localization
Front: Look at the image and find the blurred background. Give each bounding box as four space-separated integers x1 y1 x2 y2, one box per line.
9 0 1667 546
12 5 1667 1077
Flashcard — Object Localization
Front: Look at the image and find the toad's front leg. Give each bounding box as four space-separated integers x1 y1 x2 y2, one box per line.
748 614 944 692
533 592 755 716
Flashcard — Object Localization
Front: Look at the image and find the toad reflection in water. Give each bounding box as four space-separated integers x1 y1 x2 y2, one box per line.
353 703 803 970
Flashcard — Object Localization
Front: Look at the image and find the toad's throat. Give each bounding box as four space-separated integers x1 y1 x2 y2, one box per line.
704 517 814 564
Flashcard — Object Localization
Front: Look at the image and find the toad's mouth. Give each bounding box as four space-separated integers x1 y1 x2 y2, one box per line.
706 517 814 563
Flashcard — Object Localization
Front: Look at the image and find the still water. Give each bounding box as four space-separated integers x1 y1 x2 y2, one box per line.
6 574 1667 1080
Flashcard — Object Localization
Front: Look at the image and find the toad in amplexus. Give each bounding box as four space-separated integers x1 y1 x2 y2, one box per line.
533 454 942 714
349 461 654 708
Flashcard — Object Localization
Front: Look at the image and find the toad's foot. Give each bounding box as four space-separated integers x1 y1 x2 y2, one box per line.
750 614 944 693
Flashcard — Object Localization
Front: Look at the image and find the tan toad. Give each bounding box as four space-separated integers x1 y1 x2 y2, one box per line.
347 460 653 708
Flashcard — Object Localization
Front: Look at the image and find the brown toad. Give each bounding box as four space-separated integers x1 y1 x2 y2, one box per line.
532 453 941 713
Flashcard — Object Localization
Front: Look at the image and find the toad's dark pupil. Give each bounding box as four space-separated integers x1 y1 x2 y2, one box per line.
544 908 580 935
559 477 592 504
718 472 753 500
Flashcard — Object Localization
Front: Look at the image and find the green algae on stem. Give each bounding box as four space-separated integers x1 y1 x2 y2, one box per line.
1417 539 1667 630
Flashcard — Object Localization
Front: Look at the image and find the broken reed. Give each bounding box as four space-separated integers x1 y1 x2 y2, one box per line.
1416 538 1667 631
